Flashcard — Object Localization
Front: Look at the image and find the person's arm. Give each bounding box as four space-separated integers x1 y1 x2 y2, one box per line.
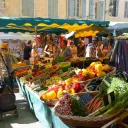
64 49 72 61
72 47 77 55
50 46 55 57
44 45 50 55
78 46 85 57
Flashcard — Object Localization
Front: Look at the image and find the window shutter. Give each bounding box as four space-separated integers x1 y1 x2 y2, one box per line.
82 0 86 18
28 0 34 17
48 0 58 18
68 0 74 17
48 0 52 18
99 1 104 20
54 0 58 18
22 0 29 16
22 0 34 17
89 0 95 19
115 0 119 17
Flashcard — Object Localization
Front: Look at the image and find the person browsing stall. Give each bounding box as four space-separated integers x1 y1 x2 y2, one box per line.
77 39 85 57
0 43 17 90
70 41 77 58
24 40 32 60
60 40 72 61
44 35 55 58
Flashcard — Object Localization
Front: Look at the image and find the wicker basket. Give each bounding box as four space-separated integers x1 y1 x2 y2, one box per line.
55 108 124 127
40 88 85 107
83 66 116 97
85 86 99 98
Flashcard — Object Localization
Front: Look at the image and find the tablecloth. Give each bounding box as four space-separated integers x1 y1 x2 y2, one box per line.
16 77 73 128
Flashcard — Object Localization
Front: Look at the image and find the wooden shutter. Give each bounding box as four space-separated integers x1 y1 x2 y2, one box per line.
28 0 34 17
54 0 58 18
124 2 128 18
48 0 58 18
89 0 95 19
115 0 119 16
99 1 104 20
22 0 34 17
22 0 28 16
82 0 86 18
68 0 75 17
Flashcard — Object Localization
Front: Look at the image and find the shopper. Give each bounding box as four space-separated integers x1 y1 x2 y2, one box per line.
0 43 17 90
70 41 77 58
77 39 85 57
24 40 32 60
60 40 72 61
86 42 96 58
44 35 55 58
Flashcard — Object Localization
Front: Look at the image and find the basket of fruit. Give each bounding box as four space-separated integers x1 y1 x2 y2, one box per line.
40 82 85 106
72 62 116 85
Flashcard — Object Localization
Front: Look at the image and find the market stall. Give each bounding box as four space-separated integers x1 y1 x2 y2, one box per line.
13 60 123 128
1 17 121 127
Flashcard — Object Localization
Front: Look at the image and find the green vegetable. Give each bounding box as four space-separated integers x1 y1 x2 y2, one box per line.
33 85 48 92
71 96 88 117
89 76 128 116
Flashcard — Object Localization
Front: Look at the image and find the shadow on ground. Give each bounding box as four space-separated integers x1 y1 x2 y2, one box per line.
0 89 43 128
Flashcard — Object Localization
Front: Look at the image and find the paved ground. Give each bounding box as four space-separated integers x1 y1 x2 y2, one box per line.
0 90 44 128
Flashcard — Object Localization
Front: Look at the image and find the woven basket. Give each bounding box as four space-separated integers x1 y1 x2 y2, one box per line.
40 88 85 107
83 66 116 95
55 108 124 127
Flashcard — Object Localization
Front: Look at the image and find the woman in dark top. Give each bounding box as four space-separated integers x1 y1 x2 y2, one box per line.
77 40 85 57
24 40 32 60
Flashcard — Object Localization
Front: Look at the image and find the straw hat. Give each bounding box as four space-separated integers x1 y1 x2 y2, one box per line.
0 43 9 49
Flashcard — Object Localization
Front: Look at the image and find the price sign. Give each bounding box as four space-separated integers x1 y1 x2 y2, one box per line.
79 93 92 108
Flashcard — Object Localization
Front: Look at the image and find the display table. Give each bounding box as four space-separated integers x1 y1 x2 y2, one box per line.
16 77 73 128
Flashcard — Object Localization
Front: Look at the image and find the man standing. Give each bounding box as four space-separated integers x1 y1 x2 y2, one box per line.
24 40 32 60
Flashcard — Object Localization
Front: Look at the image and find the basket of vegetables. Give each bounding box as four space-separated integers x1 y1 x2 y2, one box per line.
54 93 124 127
55 75 128 127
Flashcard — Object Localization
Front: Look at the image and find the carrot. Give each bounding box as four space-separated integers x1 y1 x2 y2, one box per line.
88 98 101 113
91 98 101 108
92 101 102 112
86 97 96 109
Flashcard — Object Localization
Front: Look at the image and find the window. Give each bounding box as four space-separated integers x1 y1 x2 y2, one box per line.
22 0 34 17
124 1 128 18
68 0 86 19
109 0 119 17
